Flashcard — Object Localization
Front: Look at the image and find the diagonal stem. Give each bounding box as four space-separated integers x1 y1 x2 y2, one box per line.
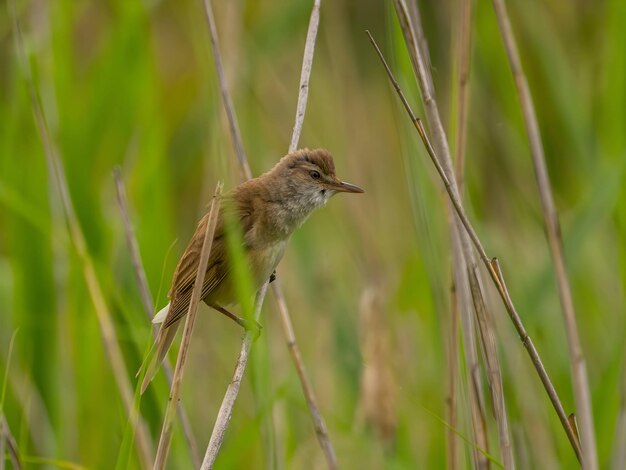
114 168 201 468
154 184 223 469
367 29 582 463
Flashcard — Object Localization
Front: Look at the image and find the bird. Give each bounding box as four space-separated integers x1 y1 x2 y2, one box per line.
140 148 364 393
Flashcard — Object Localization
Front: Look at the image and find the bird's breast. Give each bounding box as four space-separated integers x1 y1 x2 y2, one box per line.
248 239 287 285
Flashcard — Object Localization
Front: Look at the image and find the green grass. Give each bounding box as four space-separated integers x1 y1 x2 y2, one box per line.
1 0 625 468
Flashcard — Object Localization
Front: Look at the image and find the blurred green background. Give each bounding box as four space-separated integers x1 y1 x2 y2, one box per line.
1 0 625 468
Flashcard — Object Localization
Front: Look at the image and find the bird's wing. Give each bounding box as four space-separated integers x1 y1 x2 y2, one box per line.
161 200 253 329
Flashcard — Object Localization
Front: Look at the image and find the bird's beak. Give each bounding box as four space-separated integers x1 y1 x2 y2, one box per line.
327 179 365 193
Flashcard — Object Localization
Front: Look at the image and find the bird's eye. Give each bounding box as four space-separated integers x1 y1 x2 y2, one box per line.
310 170 321 180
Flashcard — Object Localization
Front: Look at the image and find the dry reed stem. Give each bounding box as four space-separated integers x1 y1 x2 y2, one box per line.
446 280 460 470
202 0 251 181
454 0 473 195
113 168 201 468
9 4 154 467
452 238 489 470
1 415 21 470
201 281 270 469
113 168 155 319
0 418 4 470
447 1 474 467
276 1 337 466
153 184 223 469
450 0 515 458
272 279 337 468
391 0 493 465
611 373 626 469
365 30 583 462
202 0 337 467
468 265 513 469
490 1 597 467
289 0 321 154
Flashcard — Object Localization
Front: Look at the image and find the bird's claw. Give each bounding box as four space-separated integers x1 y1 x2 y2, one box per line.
269 271 277 283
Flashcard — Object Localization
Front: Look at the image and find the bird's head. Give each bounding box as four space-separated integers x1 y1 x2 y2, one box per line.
275 148 364 208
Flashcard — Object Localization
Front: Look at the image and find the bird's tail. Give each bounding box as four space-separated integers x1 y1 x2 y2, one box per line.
140 303 178 394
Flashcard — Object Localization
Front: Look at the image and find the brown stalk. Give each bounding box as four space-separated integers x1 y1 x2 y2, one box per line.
0 416 4 470
452 237 489 470
9 4 154 467
272 278 337 468
451 1 514 465
153 183 223 469
454 0 473 196
612 369 626 469
202 0 251 182
201 0 337 467
447 1 474 467
113 168 155 320
490 1 597 467
446 279 460 470
1 415 21 470
113 168 201 468
366 30 582 462
391 0 493 465
468 264 513 469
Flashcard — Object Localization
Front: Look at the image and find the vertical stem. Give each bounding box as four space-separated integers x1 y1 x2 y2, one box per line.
454 0 473 196
201 0 337 467
490 1 596 468
468 264 514 469
446 281 460 470
0 416 5 470
448 0 474 466
391 0 493 464
453 236 490 469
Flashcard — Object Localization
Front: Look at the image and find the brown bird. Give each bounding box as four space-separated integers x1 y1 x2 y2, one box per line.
141 148 363 393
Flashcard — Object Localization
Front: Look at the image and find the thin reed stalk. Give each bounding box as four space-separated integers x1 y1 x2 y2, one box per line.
447 1 474 467
201 0 337 467
366 30 582 462
612 370 626 469
392 0 500 465
491 1 596 467
202 0 251 181
454 0 473 196
1 415 21 470
452 238 489 469
9 4 153 467
446 281 460 470
153 184 223 469
0 418 4 470
113 168 201 468
468 264 513 469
